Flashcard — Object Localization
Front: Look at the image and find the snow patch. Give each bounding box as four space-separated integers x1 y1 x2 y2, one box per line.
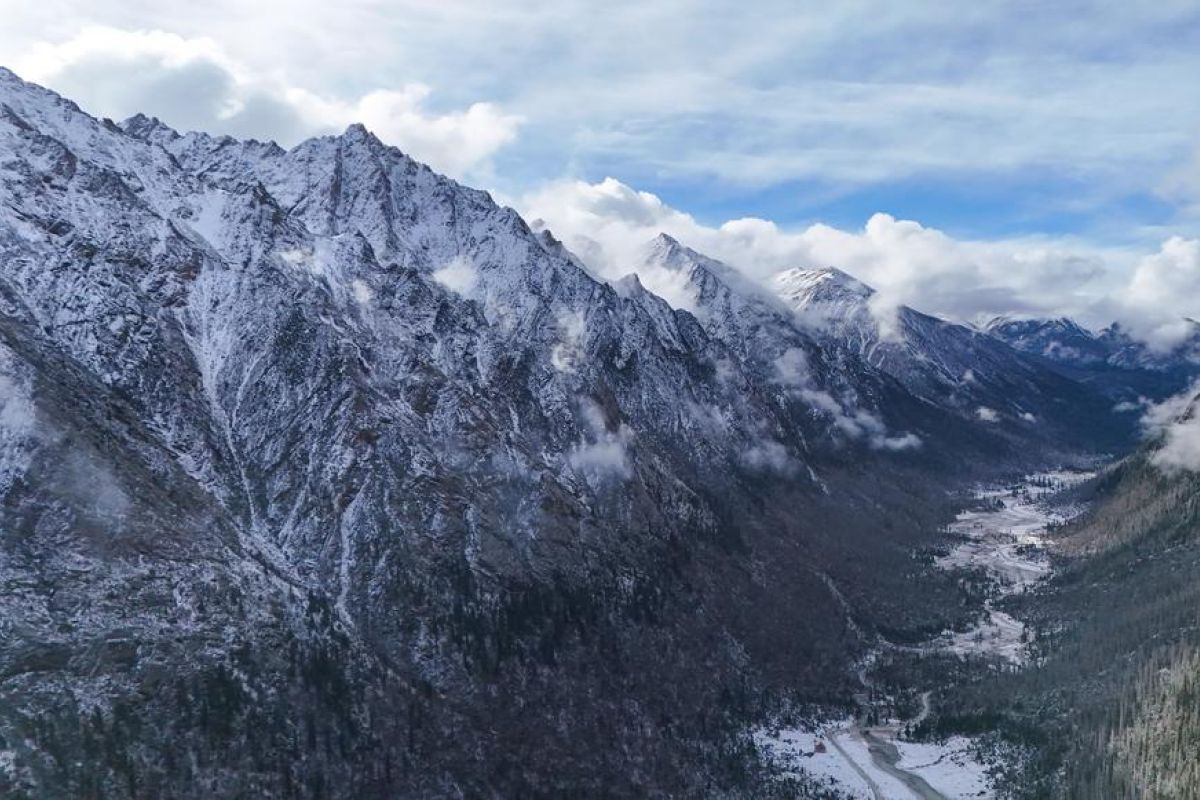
351 279 373 306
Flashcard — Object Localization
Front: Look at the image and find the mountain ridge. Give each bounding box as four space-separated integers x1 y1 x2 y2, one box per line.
0 66 1170 798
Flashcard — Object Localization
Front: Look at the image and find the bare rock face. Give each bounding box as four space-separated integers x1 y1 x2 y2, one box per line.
0 67 1135 798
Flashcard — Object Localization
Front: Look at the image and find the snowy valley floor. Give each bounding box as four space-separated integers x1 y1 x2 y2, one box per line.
757 469 1094 799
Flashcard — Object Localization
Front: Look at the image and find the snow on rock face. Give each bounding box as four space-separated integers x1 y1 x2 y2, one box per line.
0 66 1138 796
3 65 915 666
986 315 1200 374
771 263 1132 450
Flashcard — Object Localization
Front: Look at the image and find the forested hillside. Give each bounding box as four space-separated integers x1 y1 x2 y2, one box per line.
929 415 1200 798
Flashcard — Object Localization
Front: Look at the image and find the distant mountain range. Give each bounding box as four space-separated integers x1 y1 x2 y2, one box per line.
984 315 1200 404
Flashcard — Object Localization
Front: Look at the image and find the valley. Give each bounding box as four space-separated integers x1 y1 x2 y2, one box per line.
758 469 1095 798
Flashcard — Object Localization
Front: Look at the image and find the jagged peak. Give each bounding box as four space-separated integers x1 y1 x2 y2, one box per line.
613 272 645 297
342 121 375 141
638 234 794 319
0 65 85 116
120 112 180 142
643 233 733 279
772 268 878 319
648 231 681 251
774 266 874 303
985 315 1096 338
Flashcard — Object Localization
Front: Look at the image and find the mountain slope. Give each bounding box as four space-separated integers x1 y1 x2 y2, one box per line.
930 387 1200 798
0 67 1147 797
771 266 1132 452
985 316 1200 405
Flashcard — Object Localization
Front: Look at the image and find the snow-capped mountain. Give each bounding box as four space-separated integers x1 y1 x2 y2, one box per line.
983 317 1113 366
986 316 1200 403
0 67 1155 797
768 266 1129 448
985 315 1200 372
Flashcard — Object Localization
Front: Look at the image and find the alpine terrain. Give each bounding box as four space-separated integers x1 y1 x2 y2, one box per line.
0 67 1197 799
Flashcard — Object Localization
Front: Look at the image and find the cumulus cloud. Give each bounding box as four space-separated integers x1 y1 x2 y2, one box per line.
11 21 1197 347
1120 237 1200 351
431 256 480 297
1142 384 1200 473
523 176 1198 349
524 178 1108 322
8 2 1199 197
16 26 520 177
1153 417 1200 473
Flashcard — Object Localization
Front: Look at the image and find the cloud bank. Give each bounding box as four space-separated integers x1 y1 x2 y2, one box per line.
524 177 1198 348
17 27 521 178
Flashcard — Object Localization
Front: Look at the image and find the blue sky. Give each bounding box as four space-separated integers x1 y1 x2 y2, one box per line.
2 0 1197 335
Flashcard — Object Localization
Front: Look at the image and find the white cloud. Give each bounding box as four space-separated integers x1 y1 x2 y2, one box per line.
351 279 373 306
8 3 1199 195
568 436 631 478
830 407 923 451
764 346 920 450
431 255 480 297
523 176 1200 348
741 440 795 473
0 348 38 494
1153 416 1200 473
6 17 1198 343
550 309 586 374
976 406 1000 423
1121 237 1200 350
0 372 35 437
1143 384 1200 473
16 26 520 178
567 399 633 480
287 84 521 178
773 347 811 388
